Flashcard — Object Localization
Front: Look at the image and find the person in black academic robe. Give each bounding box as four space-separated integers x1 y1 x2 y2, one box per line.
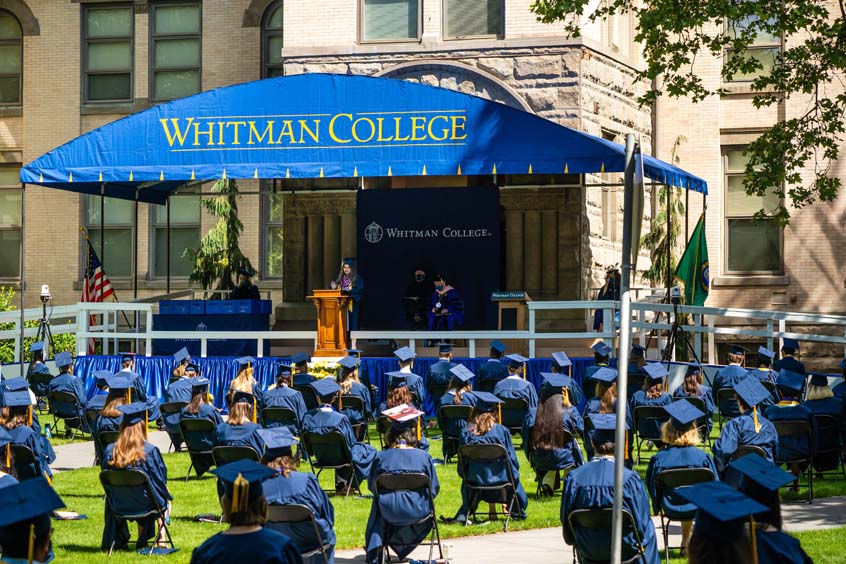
330 259 364 330
402 268 429 330
229 267 262 301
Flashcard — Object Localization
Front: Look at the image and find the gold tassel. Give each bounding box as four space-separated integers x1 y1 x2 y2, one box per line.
522 365 526 380
231 473 249 513
417 417 421 441
339 394 343 410
749 516 758 564
5 445 9 469
497 403 502 424
753 406 760 433
568 365 572 378
252 398 257 423
624 431 629 461
562 387 569 406
348 300 353 313
127 388 131 403
27 406 32 427
27 522 35 564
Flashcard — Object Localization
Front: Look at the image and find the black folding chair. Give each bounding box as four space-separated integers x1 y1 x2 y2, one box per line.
49 390 87 440
376 416 392 450
99 469 175 556
500 398 530 444
633 406 670 465
566 507 645 564
682 396 712 446
261 407 299 432
438 405 473 463
159 401 187 453
654 468 716 564
773 419 814 504
730 444 769 463
302 431 360 496
335 395 369 443
179 418 216 481
527 428 576 499
9 444 41 481
98 430 121 460
457 443 517 532
294 384 319 411
212 445 260 467
266 504 332 564
427 383 449 408
373 472 443 564
716 388 741 430
811 414 845 479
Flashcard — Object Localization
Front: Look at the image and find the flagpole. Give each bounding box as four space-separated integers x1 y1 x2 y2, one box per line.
80 227 134 333
19 183 26 378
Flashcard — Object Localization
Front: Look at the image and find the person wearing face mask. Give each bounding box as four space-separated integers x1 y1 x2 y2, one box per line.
403 267 429 329
427 274 464 331
230 267 261 300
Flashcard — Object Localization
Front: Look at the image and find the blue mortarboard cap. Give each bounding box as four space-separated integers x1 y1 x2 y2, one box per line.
116 402 148 426
809 373 829 387
686 364 702 375
490 340 507 354
675 481 767 540
393 346 416 363
592 341 612 357
258 428 299 459
505 353 528 368
729 345 748 355
728 455 795 492
338 356 359 370
757 346 775 359
552 351 572 368
449 364 475 383
642 362 669 382
470 391 503 413
592 367 618 384
382 405 425 434
290 352 309 365
104 373 133 391
120 352 135 363
347 349 363 358
664 399 704 430
211 459 274 505
93 370 112 385
776 370 804 393
189 377 210 393
237 356 255 368
28 342 44 353
386 371 409 388
840 359 846 370
3 377 30 392
276 363 292 376
0 427 11 448
184 363 200 375
588 413 618 443
0 478 65 528
631 344 646 357
436 342 453 354
55 351 72 368
541 372 572 389
232 391 257 406
3 391 34 408
782 338 799 350
173 347 191 364
733 377 770 408
310 377 340 401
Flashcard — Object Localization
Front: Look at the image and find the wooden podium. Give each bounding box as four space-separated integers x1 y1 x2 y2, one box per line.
307 289 351 357
491 291 532 356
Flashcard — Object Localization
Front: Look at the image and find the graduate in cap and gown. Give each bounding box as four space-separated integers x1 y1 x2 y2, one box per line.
260 428 335 564
337 355 372 439
380 375 430 452
178 378 222 477
94 374 133 464
215 391 265 456
290 353 316 387
426 343 456 410
25 342 52 400
46 351 88 434
582 342 612 402
391 347 427 409
227 357 265 408
672 364 716 434
427 274 463 331
3 390 50 480
712 345 752 415
582 367 619 419
493 353 538 413
625 344 648 402
435 364 477 460
476 340 509 393
1 378 55 466
832 358 846 398
644 399 717 551
0 478 64 564
365 408 439 564
712 377 779 474
301 378 377 492
773 338 805 375
170 347 192 381
629 362 674 445
547 351 585 408
802 373 846 471
763 370 815 485
0 427 18 489
230 267 262 301
191 460 303 564
330 258 364 330
263 363 308 434
118 353 163 425
750 347 780 389
561 413 659 564
85 370 114 415
163 359 198 450
102 402 172 551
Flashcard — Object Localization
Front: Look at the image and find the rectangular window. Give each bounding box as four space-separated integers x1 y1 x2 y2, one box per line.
444 0 503 39
726 15 780 82
723 148 782 273
0 166 21 278
151 192 200 277
84 196 134 277
150 2 201 101
263 187 284 278
361 0 420 42
83 5 133 102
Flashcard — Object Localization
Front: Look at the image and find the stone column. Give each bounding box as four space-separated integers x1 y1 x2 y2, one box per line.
323 214 341 283
541 210 558 294
524 210 542 294
340 213 356 261
282 214 305 301
306 215 324 292
505 210 524 290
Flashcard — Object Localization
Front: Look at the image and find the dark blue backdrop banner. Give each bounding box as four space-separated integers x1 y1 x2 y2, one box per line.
356 187 500 329
151 314 271 357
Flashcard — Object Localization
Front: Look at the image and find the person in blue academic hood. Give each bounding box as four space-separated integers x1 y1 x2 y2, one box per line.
645 400 718 552
102 402 172 551
191 460 303 564
215 391 265 456
802 373 846 471
302 378 376 492
676 481 767 564
773 338 806 375
380 375 430 452
525 373 584 495
227 356 265 408
337 355 371 440
763 370 815 487
833 358 846 398
476 340 509 393
163 359 197 451
0 478 64 564
626 344 648 402
561 413 659 564
427 274 464 331
25 341 53 400
260 428 335 564
85 370 114 414
119 353 163 427
426 342 457 410
548 351 585 407
230 267 262 301
47 351 88 435
3 390 51 480
330 258 364 330
582 341 612 402
391 346 427 409
365 410 440 564
94 374 133 464
629 362 674 446
724 456 813 564
0 427 19 489
712 377 779 475
712 345 751 416
444 391 528 524
170 347 192 382
263 363 307 434
672 364 716 435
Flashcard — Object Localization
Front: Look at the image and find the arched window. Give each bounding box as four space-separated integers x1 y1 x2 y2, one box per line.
0 11 22 105
262 1 283 78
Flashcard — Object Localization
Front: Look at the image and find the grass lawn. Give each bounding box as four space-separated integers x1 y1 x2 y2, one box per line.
45 421 846 563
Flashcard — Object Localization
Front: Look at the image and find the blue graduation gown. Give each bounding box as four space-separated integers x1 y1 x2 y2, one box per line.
365 447 439 564
524 407 585 475
476 359 509 392
302 407 377 484
9 425 48 478
644 446 717 513
712 365 749 414
436 390 477 458
756 529 813 564
26 362 53 398
804 397 846 469
774 356 806 375
392 372 427 409
427 287 463 330
214 422 265 456
427 361 456 411
672 385 715 434
0 472 18 489
581 363 610 401
561 457 659 564
763 402 815 462
190 527 304 564
94 414 123 464
712 411 779 473
264 471 335 564
179 405 221 475
629 391 673 440
263 385 308 432
48 373 87 404
832 381 846 398
454 423 528 520
180 404 224 427
339 381 372 426
493 377 539 411
164 378 193 440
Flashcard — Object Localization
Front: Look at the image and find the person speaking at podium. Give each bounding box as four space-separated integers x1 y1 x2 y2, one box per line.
427 274 463 331
230 267 261 300
330 258 364 330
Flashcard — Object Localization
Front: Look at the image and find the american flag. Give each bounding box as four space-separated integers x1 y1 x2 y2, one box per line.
82 240 114 354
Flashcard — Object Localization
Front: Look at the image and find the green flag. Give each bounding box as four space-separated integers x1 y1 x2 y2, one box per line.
675 214 710 306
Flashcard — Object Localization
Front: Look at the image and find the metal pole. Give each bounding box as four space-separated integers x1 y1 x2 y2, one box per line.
666 185 672 292
611 133 636 564
166 194 171 293
685 187 690 245
18 183 25 377
99 191 105 263
133 197 138 300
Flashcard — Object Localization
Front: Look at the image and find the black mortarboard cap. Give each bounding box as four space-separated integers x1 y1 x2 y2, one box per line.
675 481 767 541
386 371 409 388
120 352 135 363
782 338 799 350
642 362 669 382
664 399 704 430
733 377 770 408
310 378 340 401
290 352 309 366
470 391 503 413
173 347 191 364
490 340 507 354
189 377 210 393
258 428 298 459
552 351 572 368
728 455 795 493
436 342 453 354
237 267 255 278
631 344 646 357
776 370 804 393
393 346 416 363
116 402 148 426
686 364 702 375
347 349 363 358
449 364 474 383
729 345 748 355
592 341 612 357
0 478 64 528
232 391 257 406
55 351 72 368
809 373 829 387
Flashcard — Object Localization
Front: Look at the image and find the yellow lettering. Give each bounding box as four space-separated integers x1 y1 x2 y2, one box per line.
450 115 467 140
329 113 352 144
192 120 216 146
217 121 225 145
160 117 194 147
427 115 449 141
393 117 410 142
247 121 275 145
275 120 297 144
298 119 320 144
376 118 394 142
352 117 376 143
410 116 427 141
226 121 247 145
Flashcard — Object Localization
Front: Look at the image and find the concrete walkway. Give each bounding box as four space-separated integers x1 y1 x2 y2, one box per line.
50 429 173 472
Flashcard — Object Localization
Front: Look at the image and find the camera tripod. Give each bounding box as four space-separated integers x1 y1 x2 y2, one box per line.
34 298 54 357
661 300 701 366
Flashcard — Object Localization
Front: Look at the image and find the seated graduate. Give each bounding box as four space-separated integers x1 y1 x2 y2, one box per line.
436 364 477 447
85 370 114 415
392 346 427 409
25 341 53 400
259 428 335 564
802 373 846 471
444 391 528 524
712 345 751 415
215 391 265 456
94 374 133 463
192 460 303 564
493 353 539 414
427 274 464 331
263 363 307 434
560 413 659 564
3 390 50 479
229 267 262 301
548 351 585 407
2 378 55 466
749 347 780 402
724 455 813 564
426 342 457 411
629 362 674 446
833 359 846 398
582 342 613 402
773 338 805 375
379 377 430 452
672 364 716 434
227 356 265 408
164 358 198 451
712 377 779 474
170 347 192 382
337 355 372 432
0 478 64 564
365 410 440 564
302 378 377 493
626 344 648 402
675 481 766 564
0 427 19 489
645 400 718 552
47 351 88 434
290 353 316 387
118 353 163 427
763 370 815 487
180 377 223 426
583 367 619 418
476 340 509 393
525 373 584 495
102 402 172 552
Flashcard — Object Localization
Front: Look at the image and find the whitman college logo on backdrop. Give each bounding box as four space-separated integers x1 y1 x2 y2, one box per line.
364 221 492 244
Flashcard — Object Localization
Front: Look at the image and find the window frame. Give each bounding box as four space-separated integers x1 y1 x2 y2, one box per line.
0 165 21 280
260 180 285 279
0 10 22 107
148 191 201 279
148 0 202 103
81 195 136 280
261 0 284 78
723 16 782 84
81 3 135 104
722 146 783 275
358 0 422 44
442 0 504 41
